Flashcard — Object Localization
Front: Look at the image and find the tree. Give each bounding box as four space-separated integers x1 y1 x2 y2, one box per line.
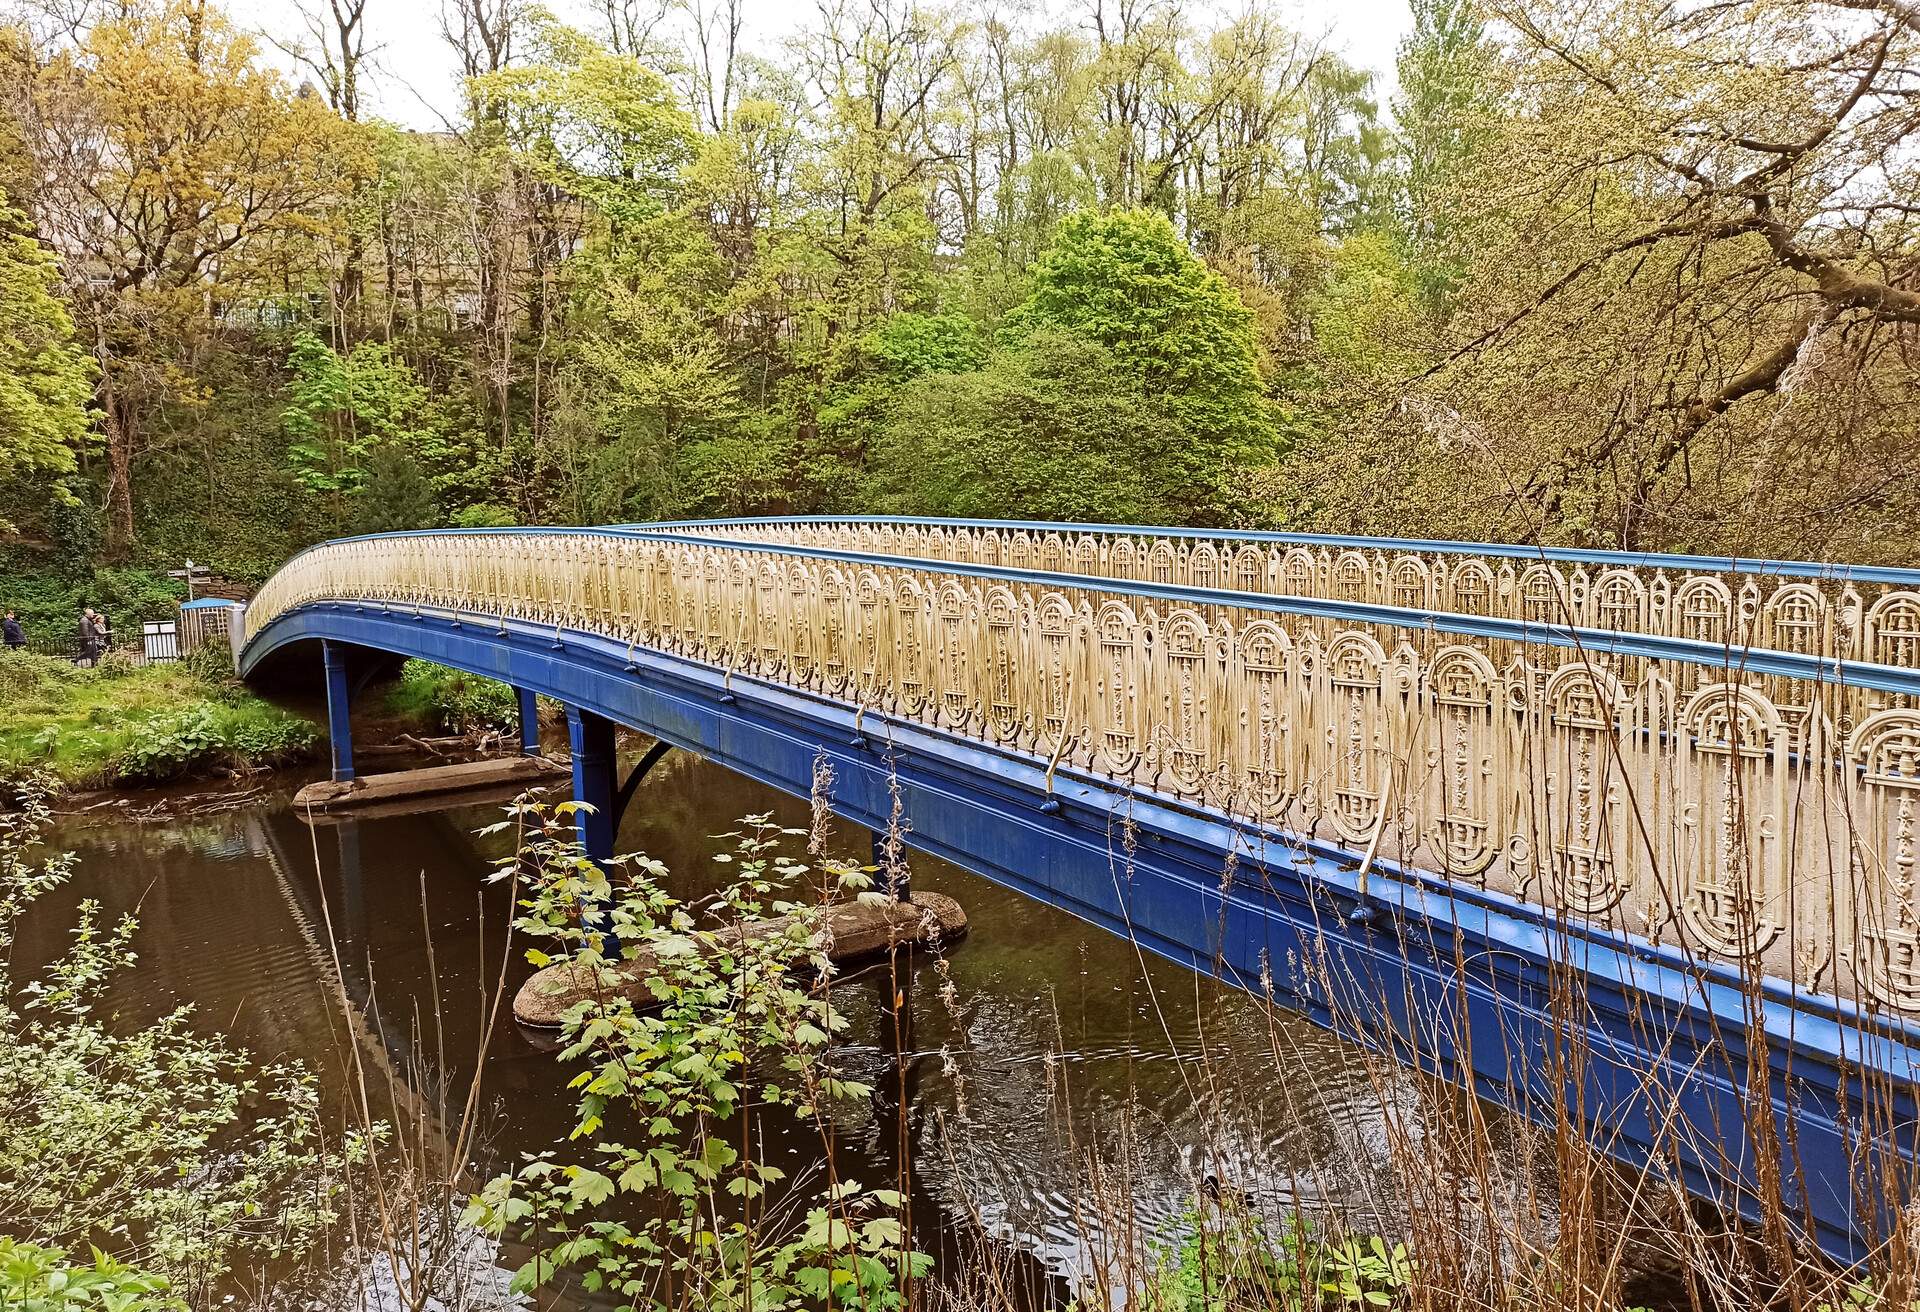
875 330 1180 521
0 188 93 532
1392 0 1493 301
1004 207 1276 519
9 0 362 554
351 445 438 532
1418 0 1920 553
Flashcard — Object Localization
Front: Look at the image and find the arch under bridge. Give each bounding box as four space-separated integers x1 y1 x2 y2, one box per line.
236 517 1920 1265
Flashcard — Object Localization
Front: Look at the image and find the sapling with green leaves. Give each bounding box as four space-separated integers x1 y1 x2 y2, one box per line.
464 799 932 1310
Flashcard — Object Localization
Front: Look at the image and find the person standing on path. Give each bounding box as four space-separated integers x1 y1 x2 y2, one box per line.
77 607 100 665
2 611 23 650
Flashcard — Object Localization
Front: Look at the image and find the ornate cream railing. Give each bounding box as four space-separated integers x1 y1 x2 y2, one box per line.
245 528 1920 1017
662 518 1920 673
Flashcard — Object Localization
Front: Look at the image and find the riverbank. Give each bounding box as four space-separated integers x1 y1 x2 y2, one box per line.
0 652 319 791
0 654 549 798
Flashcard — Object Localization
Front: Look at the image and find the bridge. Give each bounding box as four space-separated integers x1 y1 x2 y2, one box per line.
235 516 1920 1265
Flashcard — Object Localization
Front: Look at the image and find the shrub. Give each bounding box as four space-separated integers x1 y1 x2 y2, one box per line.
465 806 934 1308
113 701 317 783
389 658 518 734
0 783 347 1302
0 1239 182 1311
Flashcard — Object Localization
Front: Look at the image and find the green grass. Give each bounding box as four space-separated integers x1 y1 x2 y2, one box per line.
0 653 318 790
386 658 519 735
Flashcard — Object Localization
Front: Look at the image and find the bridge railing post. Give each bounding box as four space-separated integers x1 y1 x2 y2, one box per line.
566 704 619 953
322 639 354 783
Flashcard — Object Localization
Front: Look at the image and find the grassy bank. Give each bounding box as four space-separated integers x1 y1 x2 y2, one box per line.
386 658 520 735
0 652 318 790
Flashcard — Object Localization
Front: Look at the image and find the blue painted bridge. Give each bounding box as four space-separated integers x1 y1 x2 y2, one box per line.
236 518 1920 1265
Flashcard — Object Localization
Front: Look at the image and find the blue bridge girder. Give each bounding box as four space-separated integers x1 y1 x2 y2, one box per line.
238 523 1920 1267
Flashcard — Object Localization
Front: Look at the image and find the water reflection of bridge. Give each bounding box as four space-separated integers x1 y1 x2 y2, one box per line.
237 517 1920 1261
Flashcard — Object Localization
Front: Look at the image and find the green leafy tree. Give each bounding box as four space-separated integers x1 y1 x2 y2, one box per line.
350 446 438 533
280 330 362 497
861 312 986 381
1003 209 1276 520
0 191 94 532
816 311 987 509
1392 0 1495 302
282 330 488 524
875 331 1182 521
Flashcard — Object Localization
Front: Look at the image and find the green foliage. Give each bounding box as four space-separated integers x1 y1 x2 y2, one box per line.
280 330 360 494
862 312 986 381
1303 233 1428 383
452 502 517 528
127 367 335 583
113 700 317 783
280 331 491 527
479 13 696 228
350 446 439 534
1003 209 1278 518
283 330 436 496
0 656 317 789
1149 1208 1415 1311
0 1239 182 1311
0 785 347 1303
388 658 518 734
875 331 1180 521
465 806 933 1310
675 421 793 517
0 189 95 534
1392 0 1496 302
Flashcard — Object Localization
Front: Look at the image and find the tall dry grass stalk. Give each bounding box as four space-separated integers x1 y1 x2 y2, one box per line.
914 627 1920 1312
290 802 526 1312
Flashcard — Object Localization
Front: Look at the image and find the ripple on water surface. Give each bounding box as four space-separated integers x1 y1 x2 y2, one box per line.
37 755 1438 1293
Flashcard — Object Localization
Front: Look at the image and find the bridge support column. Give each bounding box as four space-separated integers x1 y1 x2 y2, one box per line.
322 640 354 783
566 705 618 952
515 686 540 756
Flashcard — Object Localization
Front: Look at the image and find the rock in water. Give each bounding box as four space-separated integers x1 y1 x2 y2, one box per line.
512 892 968 1028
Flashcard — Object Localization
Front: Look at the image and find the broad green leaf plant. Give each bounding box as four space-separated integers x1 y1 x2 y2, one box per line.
464 800 932 1310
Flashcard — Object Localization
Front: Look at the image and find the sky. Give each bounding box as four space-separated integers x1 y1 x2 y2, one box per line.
236 0 1414 132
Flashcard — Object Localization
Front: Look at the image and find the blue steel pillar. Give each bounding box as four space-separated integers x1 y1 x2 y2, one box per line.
566 705 618 950
515 686 540 755
322 640 354 783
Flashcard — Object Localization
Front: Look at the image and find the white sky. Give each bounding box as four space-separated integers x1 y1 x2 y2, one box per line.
232 0 1413 132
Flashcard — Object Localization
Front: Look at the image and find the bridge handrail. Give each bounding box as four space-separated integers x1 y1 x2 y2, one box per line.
241 526 1920 1019
639 515 1920 586
637 518 1920 679
246 526 1920 693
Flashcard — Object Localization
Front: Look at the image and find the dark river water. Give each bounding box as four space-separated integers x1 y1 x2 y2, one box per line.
27 750 1438 1304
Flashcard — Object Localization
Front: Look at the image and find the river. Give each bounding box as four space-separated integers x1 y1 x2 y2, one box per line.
26 749 1451 1305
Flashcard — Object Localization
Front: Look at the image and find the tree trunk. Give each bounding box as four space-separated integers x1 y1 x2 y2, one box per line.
91 315 136 559
103 391 136 558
